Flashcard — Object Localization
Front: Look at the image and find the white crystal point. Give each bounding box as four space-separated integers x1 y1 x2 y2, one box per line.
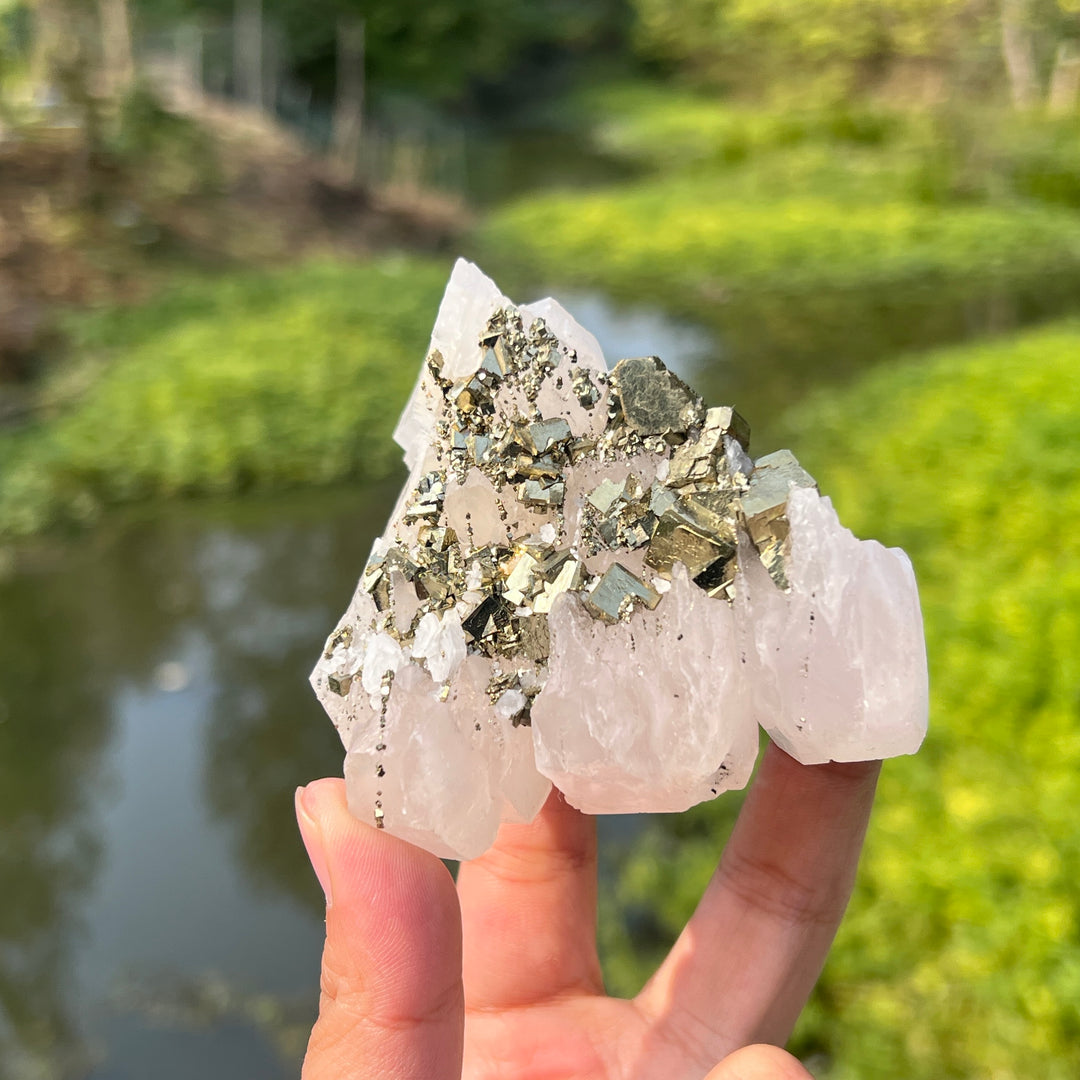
524 297 611 440
393 259 509 469
532 564 758 813
343 663 498 859
738 487 929 764
342 656 549 860
313 560 547 860
311 587 380 745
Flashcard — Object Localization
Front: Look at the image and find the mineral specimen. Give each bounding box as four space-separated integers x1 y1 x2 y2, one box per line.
311 259 928 860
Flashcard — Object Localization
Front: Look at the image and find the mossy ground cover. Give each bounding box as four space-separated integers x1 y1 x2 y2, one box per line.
601 322 1080 1079
0 256 449 541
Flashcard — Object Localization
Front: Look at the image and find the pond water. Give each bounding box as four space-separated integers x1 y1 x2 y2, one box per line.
0 297 730 1079
1 491 371 1079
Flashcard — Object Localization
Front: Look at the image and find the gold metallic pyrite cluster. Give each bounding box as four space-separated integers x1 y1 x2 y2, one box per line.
347 306 817 726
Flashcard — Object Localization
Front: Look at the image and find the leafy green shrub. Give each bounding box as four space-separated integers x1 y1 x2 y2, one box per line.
0 257 449 539
991 117 1080 211
602 322 1080 1079
581 85 1080 216
881 109 1080 210
476 184 1080 401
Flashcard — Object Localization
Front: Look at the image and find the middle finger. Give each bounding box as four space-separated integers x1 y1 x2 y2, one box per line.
457 788 604 1012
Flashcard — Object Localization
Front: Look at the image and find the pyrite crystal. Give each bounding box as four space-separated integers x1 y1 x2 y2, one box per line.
311 260 928 859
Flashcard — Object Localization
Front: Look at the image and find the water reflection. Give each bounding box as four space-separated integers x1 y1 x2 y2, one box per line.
544 290 716 383
197 500 394 913
1 485 398 1078
0 563 110 1078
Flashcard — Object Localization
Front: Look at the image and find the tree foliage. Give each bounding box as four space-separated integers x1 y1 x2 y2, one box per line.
631 0 978 94
135 0 627 102
629 0 1080 101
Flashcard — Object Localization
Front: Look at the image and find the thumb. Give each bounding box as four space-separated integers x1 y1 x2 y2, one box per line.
706 1045 815 1080
296 778 464 1080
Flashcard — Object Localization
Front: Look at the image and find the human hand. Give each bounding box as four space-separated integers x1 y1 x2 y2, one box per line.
295 743 880 1079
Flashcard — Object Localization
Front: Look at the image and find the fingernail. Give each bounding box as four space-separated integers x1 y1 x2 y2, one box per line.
295 785 333 907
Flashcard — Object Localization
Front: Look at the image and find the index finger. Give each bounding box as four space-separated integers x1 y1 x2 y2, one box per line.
636 744 880 1064
296 779 465 1080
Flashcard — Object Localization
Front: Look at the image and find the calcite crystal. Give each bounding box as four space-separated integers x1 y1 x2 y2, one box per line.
311 260 928 860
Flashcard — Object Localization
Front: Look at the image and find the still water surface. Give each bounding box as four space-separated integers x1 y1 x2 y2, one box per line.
1 298 718 1078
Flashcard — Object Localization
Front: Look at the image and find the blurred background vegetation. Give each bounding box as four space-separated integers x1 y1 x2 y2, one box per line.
1 1 1079 1078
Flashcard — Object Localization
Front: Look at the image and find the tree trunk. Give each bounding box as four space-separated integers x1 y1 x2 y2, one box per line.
97 0 134 100
177 23 204 109
233 0 262 108
1001 0 1039 109
30 0 80 99
29 0 105 197
331 16 365 181
262 22 279 116
1048 41 1080 114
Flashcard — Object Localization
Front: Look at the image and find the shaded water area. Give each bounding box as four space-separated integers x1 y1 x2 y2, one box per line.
0 299 723 1079
0 489 378 1078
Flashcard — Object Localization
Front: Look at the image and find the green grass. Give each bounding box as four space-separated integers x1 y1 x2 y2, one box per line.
0 256 450 540
602 322 1080 1079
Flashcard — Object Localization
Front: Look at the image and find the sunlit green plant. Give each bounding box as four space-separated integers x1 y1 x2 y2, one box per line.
0 257 449 540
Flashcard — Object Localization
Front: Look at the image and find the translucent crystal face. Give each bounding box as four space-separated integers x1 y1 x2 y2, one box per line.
310 260 929 860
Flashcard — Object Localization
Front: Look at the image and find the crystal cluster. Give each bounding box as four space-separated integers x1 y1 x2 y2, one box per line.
311 260 928 860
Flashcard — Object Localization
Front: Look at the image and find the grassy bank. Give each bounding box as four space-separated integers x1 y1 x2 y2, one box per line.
602 321 1080 1079
0 257 449 541
477 185 1080 402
